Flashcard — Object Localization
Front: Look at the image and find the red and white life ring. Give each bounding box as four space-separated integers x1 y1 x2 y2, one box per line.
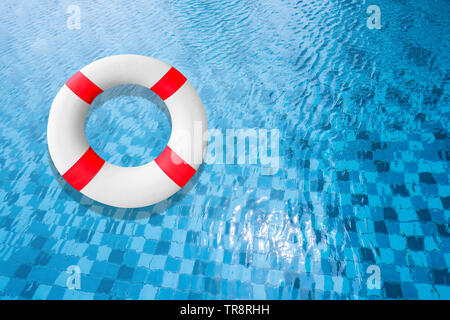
47 55 207 208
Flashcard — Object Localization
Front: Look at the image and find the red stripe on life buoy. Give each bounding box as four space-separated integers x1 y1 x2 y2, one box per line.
150 67 187 100
155 146 196 188
66 71 103 104
62 147 105 191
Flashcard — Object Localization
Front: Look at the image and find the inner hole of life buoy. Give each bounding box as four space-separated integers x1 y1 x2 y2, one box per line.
85 84 172 167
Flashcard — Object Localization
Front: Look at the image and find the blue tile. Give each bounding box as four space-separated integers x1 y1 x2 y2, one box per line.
0 0 448 301
97 279 114 294
108 250 124 264
117 266 134 281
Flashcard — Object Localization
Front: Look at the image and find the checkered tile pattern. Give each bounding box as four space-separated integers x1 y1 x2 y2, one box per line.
0 0 449 300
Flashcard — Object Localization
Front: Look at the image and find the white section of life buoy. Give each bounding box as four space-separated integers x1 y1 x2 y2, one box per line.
47 54 207 208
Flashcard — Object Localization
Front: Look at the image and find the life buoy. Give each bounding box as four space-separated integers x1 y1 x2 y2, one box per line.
47 55 207 208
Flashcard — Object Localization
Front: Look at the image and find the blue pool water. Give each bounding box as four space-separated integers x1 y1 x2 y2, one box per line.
0 0 449 299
